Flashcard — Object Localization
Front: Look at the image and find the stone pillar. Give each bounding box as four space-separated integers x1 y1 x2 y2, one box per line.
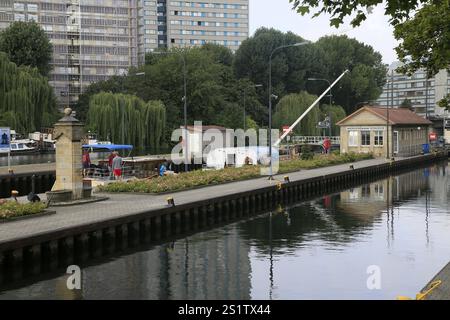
51 108 84 200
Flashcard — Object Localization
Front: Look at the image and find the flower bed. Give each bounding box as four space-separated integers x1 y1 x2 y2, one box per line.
0 200 48 221
100 152 373 194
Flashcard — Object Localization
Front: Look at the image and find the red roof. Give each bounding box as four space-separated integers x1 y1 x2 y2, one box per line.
337 106 433 126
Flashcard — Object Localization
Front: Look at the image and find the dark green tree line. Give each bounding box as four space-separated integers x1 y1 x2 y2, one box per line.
0 21 53 76
0 52 58 133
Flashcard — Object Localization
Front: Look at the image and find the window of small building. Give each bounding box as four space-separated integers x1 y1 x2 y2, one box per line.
348 131 358 147
374 130 384 146
361 130 370 146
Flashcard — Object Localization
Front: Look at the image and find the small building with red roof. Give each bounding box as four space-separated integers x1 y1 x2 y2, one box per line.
336 106 432 158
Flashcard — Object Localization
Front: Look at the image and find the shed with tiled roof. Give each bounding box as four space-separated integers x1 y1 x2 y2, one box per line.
337 106 432 158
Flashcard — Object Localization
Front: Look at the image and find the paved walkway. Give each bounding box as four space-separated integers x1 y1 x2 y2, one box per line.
0 158 387 244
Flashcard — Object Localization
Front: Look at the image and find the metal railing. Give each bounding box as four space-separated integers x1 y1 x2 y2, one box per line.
290 136 341 145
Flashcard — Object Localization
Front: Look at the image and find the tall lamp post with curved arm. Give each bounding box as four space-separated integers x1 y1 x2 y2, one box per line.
268 41 310 179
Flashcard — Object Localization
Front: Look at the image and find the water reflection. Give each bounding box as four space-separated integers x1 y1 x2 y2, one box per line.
1 162 449 299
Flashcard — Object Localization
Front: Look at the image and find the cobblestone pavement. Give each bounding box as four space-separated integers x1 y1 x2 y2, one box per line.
0 158 386 244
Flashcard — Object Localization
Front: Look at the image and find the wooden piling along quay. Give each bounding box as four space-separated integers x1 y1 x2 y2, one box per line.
0 153 447 283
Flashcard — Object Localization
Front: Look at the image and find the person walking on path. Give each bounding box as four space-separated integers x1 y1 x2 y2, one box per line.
108 151 116 179
323 137 331 155
82 150 91 177
112 151 123 180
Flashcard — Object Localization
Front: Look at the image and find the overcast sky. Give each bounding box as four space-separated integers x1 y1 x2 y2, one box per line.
249 0 398 65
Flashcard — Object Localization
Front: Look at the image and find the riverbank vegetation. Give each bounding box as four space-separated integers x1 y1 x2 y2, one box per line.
0 200 47 221
100 153 373 194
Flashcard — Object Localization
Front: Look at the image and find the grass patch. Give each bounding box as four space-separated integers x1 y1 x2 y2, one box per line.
0 201 47 220
100 152 373 194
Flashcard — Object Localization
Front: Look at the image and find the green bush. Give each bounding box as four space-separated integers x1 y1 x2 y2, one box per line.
300 145 314 160
0 201 47 220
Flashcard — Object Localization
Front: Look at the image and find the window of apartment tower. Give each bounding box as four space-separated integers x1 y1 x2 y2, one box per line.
171 38 175 43
174 10 178 15
361 131 370 146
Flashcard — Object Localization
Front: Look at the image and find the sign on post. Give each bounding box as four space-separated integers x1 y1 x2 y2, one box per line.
0 127 11 153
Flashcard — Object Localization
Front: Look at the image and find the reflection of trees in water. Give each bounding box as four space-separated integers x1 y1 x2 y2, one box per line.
239 166 432 253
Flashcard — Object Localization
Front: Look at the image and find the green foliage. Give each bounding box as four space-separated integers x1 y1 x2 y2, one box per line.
313 36 386 114
101 153 374 194
439 94 450 111
400 98 413 110
77 46 263 136
0 201 47 220
394 1 450 77
86 92 166 149
0 21 53 76
273 91 320 136
234 29 386 115
300 145 314 160
0 53 58 133
289 0 449 77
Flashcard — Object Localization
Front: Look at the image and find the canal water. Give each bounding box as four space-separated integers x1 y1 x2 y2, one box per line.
1 162 449 299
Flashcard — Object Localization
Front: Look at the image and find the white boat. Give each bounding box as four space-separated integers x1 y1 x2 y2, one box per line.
7 139 39 155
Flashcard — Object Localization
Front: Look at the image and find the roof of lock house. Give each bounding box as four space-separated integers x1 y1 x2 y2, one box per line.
336 106 433 126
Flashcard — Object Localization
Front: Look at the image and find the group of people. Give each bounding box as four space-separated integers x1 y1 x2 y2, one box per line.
82 150 123 180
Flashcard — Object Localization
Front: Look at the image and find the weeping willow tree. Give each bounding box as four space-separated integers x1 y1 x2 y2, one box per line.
86 92 166 149
273 92 321 136
0 52 58 133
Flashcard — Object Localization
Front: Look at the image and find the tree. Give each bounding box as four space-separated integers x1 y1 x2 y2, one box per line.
399 98 413 110
77 45 263 139
0 21 53 76
289 0 449 77
313 36 386 114
272 91 321 136
86 92 166 149
394 1 450 77
234 29 386 115
0 52 58 133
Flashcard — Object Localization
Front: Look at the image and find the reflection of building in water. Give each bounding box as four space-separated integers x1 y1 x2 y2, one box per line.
425 163 449 205
62 226 250 299
164 227 251 300
339 169 429 219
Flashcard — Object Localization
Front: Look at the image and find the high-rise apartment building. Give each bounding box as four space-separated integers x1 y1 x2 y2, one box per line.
376 62 450 118
138 0 248 60
0 0 249 109
0 0 139 109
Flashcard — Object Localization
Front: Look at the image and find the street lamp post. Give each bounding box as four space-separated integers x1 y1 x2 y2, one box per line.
243 84 262 131
150 50 189 172
268 42 310 179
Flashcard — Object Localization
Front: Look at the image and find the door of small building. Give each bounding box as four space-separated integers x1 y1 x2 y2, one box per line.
393 131 399 155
